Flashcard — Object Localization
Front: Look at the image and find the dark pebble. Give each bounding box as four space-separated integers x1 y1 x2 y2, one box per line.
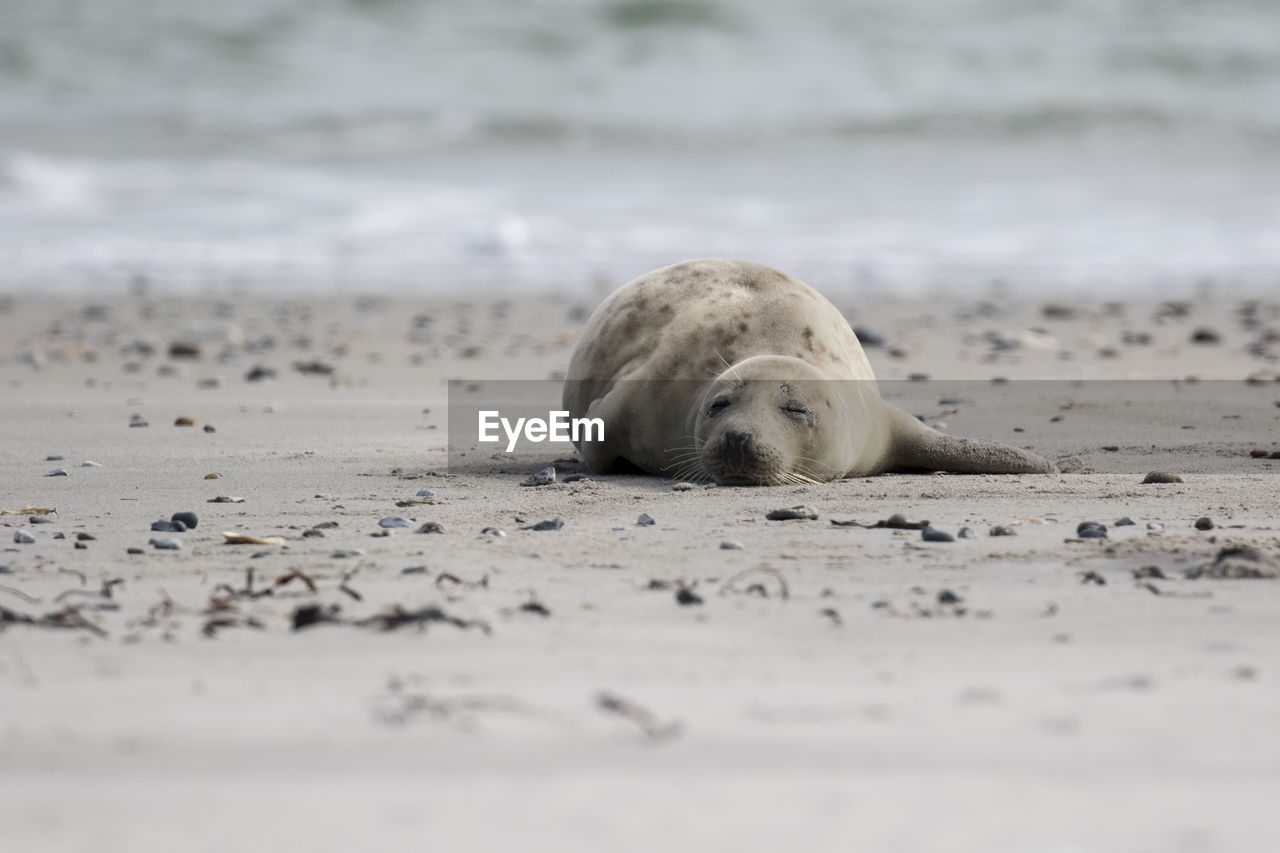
675 586 703 606
45 468 69 477
74 541 87 550
126 547 144 555
1142 472 1185 484
245 365 277 382
378 517 414 529
887 513 908 524
401 566 428 575
957 527 975 539
13 529 35 544
852 326 886 347
1190 327 1221 344
636 513 655 526
1077 521 1108 539
766 506 818 521
989 525 1017 536
203 424 216 433
1194 516 1214 530
1114 516 1136 526
416 522 445 534
921 526 954 542
171 512 198 529
302 528 325 538
1133 566 1167 579
46 454 65 461
151 519 187 532
29 515 53 525
937 589 963 606
149 537 182 550
129 414 149 428
76 532 95 541
416 489 436 497
525 517 565 531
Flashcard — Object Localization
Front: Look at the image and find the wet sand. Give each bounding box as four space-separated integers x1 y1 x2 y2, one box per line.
2 287 1279 852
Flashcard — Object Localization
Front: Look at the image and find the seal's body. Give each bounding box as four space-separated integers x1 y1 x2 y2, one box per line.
563 259 1054 485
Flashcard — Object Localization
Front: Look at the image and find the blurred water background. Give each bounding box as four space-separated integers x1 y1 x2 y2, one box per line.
2 0 1278 294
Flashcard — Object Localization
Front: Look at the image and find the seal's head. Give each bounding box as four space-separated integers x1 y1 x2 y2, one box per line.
691 356 854 486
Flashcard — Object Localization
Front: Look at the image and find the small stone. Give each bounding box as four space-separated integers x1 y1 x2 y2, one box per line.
989 525 1017 536
636 513 656 526
46 454 65 461
171 512 198 529
719 541 744 550
675 586 703 606
76 532 95 541
416 489 436 497
14 529 35 544
401 566 428 575
203 424 216 433
81 460 102 467
1132 566 1167 580
245 365 277 382
672 482 696 491
937 589 963 606
301 528 324 538
149 537 182 550
766 506 818 521
330 549 367 558
1250 449 1270 458
957 527 975 539
151 519 186 532
887 513 908 525
524 517 565 531
174 416 196 427
74 541 87 550
379 517 414 529
29 515 53 525
1190 327 1221 345
481 527 506 537
921 526 954 542
1147 521 1164 531
1076 521 1108 539
520 466 556 487
1114 516 1136 526
1194 516 1214 530
312 521 339 529
207 495 245 503
126 547 144 555
415 522 445 534
204 472 221 479
45 468 68 477
1142 472 1185 484
129 414 149 428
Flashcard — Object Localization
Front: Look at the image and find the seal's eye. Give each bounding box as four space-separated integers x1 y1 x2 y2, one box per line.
707 397 731 417
781 402 815 424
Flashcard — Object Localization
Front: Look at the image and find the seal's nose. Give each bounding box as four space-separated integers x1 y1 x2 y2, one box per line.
724 430 752 468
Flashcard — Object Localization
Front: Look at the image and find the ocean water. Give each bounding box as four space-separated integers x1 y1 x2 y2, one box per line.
2 0 1279 294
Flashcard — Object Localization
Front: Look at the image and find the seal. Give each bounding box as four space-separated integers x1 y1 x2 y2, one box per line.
563 259 1056 485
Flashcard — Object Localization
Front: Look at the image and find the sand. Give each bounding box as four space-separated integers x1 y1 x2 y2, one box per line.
2 287 1279 852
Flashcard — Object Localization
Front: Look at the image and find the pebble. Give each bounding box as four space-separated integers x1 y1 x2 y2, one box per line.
766 505 818 521
1115 516 1136 526
675 586 703 606
149 537 182 550
29 515 53 525
379 517 414 529
203 424 216 433
1250 449 1269 458
76 533 95 541
520 466 556 487
245 365 277 382
957 527 975 539
1147 521 1164 531
126 547 144 555
1142 472 1185 484
129 414 149 428
937 589 963 606
151 519 187 532
1194 516 1215 530
74 541 87 550
82 460 102 467
720 541 744 550
989 525 1017 536
524 517 565 531
481 527 507 537
174 416 196 427
45 468 68 477
46 454 65 461
171 512 198 529
330 549 366 558
13 529 35 544
636 513 656 526
205 472 221 479
302 528 324 538
416 489 436 497
1076 521 1108 539
672 482 696 491
208 495 245 503
401 566 428 575
921 526 955 542
416 522 445 534
1190 327 1221 344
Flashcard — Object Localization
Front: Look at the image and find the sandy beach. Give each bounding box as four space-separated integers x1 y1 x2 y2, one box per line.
2 286 1279 852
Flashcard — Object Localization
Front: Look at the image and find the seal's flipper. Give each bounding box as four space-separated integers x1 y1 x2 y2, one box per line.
884 404 1057 475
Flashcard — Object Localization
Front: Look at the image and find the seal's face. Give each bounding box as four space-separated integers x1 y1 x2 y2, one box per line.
689 357 851 486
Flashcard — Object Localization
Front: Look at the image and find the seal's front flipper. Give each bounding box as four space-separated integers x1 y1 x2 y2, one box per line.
885 404 1057 474
576 389 631 474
